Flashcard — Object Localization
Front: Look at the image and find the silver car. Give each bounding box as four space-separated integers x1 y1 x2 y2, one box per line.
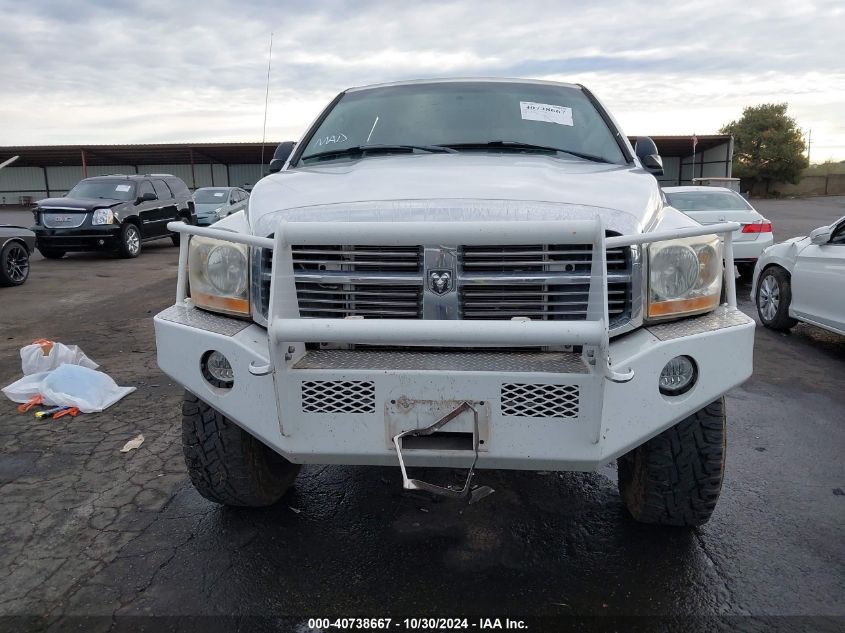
192 187 249 226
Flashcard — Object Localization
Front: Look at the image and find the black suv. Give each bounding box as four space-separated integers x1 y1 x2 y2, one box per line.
32 174 196 258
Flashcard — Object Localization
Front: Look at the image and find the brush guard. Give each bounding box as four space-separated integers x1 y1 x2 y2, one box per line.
167 217 740 500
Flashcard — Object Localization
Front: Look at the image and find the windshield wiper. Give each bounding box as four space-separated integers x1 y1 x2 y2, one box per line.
301 144 457 161
443 141 612 164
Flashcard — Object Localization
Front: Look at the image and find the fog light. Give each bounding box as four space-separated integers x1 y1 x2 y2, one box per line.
202 350 234 388
659 355 696 395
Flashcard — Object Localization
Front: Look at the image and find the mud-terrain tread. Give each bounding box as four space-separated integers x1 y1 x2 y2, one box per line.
618 398 726 527
181 391 300 506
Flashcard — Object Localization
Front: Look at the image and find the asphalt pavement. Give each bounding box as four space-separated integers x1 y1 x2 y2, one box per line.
0 197 843 631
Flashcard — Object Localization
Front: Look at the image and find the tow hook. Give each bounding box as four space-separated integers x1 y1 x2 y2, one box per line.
391 401 494 504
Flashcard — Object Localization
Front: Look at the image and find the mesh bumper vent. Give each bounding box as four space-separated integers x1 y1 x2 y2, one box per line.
500 383 580 418
301 380 376 413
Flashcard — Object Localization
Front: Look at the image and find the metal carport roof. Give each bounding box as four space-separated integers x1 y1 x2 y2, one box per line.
1 136 730 168
0 142 281 167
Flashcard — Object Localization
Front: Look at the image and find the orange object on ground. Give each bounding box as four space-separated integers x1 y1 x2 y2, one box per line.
52 407 79 420
17 395 43 413
32 338 55 355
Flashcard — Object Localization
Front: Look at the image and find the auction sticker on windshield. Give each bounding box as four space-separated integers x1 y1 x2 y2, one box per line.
519 101 573 126
115 185 131 192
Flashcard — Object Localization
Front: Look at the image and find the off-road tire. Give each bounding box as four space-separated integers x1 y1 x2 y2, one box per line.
756 266 797 331
117 223 141 258
0 241 30 286
38 247 66 259
181 391 300 506
618 398 726 527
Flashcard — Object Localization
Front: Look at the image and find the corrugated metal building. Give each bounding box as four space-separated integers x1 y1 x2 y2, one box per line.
0 143 277 205
647 135 733 187
0 136 732 205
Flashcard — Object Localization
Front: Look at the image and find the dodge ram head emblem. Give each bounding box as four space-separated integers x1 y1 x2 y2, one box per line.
428 270 452 295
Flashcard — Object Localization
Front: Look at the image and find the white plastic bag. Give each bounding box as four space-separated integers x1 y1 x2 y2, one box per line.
20 341 98 375
2 365 134 413
39 365 135 413
2 371 56 405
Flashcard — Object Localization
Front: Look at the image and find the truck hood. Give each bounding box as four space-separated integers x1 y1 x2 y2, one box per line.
37 197 122 211
248 153 665 237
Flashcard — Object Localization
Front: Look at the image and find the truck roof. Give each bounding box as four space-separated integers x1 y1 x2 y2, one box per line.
347 77 581 93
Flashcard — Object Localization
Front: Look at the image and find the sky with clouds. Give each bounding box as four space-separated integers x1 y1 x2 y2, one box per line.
1 0 844 160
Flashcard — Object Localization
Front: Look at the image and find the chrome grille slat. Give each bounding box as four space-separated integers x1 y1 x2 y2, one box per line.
292 249 424 257
464 290 626 297
292 259 421 267
297 289 420 297
461 273 631 285
462 260 626 268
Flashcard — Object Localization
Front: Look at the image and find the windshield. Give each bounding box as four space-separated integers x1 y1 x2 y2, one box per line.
297 82 627 165
194 188 230 204
666 191 753 212
67 180 135 201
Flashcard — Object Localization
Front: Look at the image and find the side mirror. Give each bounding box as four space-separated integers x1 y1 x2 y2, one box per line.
267 141 296 173
136 192 156 203
809 226 832 245
634 136 664 176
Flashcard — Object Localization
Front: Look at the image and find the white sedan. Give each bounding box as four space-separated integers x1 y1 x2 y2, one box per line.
664 186 774 277
752 216 845 335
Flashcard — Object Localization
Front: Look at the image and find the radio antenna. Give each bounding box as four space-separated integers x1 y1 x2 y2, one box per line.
259 32 274 178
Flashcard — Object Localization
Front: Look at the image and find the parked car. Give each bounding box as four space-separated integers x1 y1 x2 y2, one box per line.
0 225 36 286
31 174 196 259
192 187 250 226
752 216 845 335
663 186 773 278
155 78 754 527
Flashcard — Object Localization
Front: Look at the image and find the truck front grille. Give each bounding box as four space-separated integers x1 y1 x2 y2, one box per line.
460 244 629 321
292 245 424 318
256 240 632 327
41 210 88 228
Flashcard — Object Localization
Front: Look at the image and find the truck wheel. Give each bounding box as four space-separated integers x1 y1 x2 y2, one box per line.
0 241 30 286
618 398 726 527
756 266 797 331
38 247 66 259
181 391 300 506
117 223 141 258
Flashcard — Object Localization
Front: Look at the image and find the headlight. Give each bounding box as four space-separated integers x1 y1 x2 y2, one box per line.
215 207 225 218
188 235 250 316
647 235 722 320
92 208 114 225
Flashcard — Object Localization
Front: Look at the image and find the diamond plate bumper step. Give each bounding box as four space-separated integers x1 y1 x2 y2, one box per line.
392 401 494 504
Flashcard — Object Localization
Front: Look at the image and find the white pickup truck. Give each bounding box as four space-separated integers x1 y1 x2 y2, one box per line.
154 79 754 526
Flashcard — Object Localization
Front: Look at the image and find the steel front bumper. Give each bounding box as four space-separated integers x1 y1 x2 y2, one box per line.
34 225 122 251
154 305 754 471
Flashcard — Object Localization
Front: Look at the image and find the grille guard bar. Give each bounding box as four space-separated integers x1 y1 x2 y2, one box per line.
167 219 740 385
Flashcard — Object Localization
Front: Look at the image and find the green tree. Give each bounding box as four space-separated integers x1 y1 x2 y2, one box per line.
720 103 808 192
